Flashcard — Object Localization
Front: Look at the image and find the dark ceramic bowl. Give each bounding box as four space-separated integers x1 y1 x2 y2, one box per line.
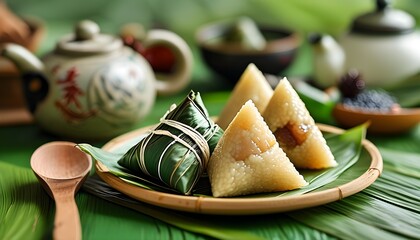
196 20 301 83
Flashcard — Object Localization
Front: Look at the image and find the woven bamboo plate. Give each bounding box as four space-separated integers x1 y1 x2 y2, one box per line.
96 123 382 215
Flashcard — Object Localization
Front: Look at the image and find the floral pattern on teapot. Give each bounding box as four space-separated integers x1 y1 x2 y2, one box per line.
54 66 96 123
0 20 192 139
50 58 155 126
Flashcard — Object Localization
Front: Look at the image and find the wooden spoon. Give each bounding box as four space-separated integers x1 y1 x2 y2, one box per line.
333 104 420 134
30 141 92 240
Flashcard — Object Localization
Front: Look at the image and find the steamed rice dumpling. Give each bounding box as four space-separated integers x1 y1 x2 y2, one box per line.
217 63 273 130
262 78 337 169
118 90 224 195
208 100 307 197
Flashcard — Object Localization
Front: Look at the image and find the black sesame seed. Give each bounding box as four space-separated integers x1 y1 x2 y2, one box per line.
342 89 397 112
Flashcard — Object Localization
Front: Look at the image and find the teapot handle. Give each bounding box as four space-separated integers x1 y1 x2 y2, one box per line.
142 30 193 95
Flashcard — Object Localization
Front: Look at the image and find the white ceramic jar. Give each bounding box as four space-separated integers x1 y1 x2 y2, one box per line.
339 0 420 88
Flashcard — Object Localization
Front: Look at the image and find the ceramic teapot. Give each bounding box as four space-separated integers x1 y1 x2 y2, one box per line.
0 20 193 139
339 0 420 88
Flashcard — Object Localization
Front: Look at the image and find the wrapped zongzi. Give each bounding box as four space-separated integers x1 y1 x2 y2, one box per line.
118 90 224 195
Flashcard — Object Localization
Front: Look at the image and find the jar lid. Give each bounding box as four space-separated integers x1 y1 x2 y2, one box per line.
351 0 415 35
56 20 122 55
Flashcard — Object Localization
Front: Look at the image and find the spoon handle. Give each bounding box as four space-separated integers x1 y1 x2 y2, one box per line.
53 196 82 240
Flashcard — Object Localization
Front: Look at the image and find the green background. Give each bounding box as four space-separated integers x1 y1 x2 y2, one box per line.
2 1 420 239
7 0 420 92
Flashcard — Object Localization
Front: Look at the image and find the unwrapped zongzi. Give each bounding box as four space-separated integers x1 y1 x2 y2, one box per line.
262 78 337 169
208 100 307 197
217 64 273 130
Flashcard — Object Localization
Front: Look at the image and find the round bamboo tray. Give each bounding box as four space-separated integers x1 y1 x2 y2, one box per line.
96 123 382 215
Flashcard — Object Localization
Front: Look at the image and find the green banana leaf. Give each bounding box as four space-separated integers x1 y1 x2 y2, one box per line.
386 73 420 108
79 122 366 199
0 162 263 240
289 78 337 124
4 123 420 239
3 125 420 239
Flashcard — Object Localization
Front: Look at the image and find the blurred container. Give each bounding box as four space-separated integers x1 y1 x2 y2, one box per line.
0 18 45 125
196 19 301 84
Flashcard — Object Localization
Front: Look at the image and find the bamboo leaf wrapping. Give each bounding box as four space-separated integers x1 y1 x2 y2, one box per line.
118 91 224 195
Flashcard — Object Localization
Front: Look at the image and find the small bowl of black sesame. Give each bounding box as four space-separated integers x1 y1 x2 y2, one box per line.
332 70 420 134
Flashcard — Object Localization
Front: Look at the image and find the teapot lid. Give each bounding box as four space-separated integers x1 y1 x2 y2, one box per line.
351 0 415 35
56 20 122 55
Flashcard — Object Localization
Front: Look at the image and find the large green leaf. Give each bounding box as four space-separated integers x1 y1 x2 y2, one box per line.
287 207 401 240
79 124 366 198
0 162 264 240
290 78 337 124
327 192 420 238
386 72 420 108
379 147 420 178
3 124 420 239
0 163 53 240
83 176 335 240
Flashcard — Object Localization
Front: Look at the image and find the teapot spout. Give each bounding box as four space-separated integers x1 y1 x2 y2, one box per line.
1 43 45 74
1 43 49 113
